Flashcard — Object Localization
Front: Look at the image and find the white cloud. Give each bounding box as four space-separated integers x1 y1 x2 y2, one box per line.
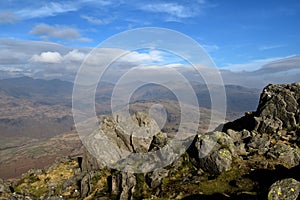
120 50 163 64
30 51 63 63
64 49 86 62
30 49 87 64
0 12 20 24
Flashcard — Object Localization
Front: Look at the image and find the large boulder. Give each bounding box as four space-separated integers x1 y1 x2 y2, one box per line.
190 131 236 174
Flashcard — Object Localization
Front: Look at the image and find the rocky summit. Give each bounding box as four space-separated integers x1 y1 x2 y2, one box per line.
1 83 300 200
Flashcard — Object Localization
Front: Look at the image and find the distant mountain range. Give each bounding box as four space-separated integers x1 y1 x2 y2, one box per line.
0 76 261 121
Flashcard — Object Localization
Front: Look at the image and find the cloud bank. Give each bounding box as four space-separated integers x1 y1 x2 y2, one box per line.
0 39 299 88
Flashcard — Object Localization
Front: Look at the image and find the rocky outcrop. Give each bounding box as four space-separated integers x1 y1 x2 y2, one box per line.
82 111 162 168
223 83 300 134
256 83 300 132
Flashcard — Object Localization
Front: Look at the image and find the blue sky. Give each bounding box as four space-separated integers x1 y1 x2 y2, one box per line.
0 0 300 86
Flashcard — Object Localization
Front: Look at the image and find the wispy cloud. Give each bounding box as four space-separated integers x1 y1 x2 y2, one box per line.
0 12 20 24
138 1 208 21
202 44 219 52
81 15 114 25
30 23 91 42
141 3 195 18
259 44 285 51
78 0 118 6
16 2 77 19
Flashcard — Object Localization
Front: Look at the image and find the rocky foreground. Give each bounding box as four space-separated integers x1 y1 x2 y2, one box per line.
1 83 300 200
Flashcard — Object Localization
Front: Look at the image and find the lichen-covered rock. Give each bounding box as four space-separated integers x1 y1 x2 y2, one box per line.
268 178 300 200
199 148 232 174
191 131 235 174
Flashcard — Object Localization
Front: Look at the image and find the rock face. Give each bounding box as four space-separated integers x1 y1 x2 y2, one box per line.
268 178 300 200
2 82 300 200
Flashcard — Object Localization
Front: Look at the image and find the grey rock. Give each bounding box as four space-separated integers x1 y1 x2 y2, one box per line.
119 172 136 200
199 148 232 174
80 172 96 198
268 178 300 200
147 168 169 188
226 129 241 143
82 112 162 167
81 147 103 172
192 132 235 174
110 172 136 200
149 132 168 151
0 178 9 194
254 116 283 134
267 144 300 169
247 133 270 154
